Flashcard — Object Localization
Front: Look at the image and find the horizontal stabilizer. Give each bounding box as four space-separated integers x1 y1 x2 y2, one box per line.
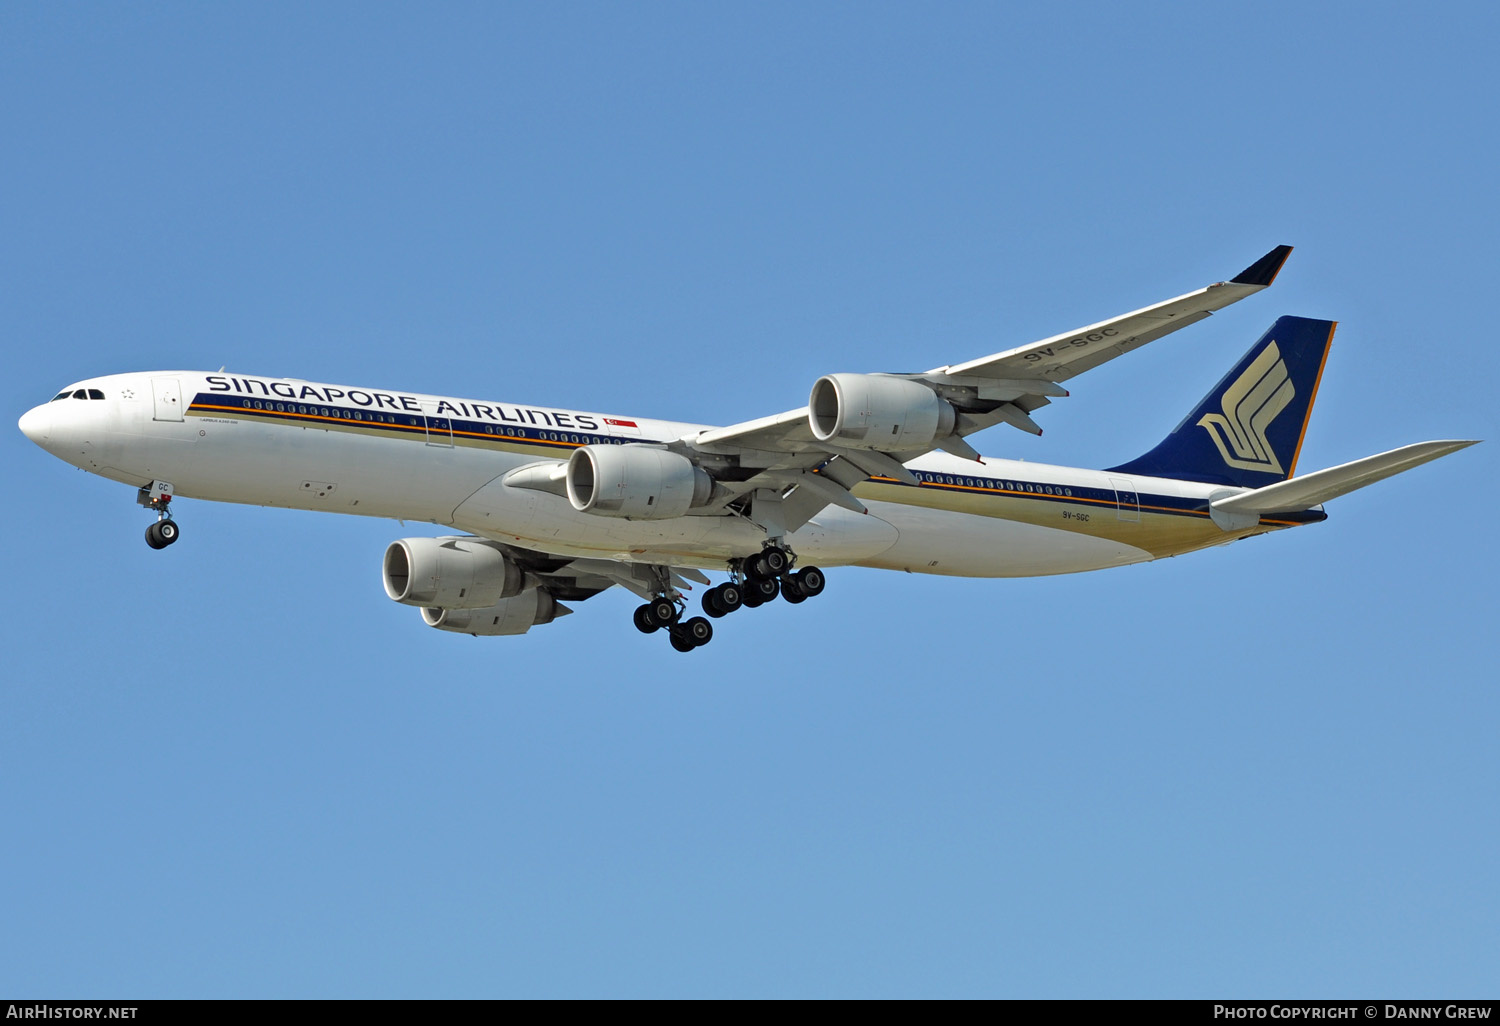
1210 440 1478 515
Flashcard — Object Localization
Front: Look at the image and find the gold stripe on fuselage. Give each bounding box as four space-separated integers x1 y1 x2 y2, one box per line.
189 401 1297 559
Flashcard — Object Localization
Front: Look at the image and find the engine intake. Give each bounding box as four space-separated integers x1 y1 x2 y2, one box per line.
566 444 713 520
422 589 563 636
809 373 955 451
383 536 526 608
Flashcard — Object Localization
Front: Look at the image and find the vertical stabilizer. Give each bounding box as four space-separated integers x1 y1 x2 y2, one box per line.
1108 316 1335 487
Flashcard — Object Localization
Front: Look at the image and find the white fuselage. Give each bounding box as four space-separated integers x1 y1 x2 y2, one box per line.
19 371 1312 577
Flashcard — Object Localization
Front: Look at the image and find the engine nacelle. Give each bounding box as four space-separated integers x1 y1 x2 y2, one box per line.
383 536 526 609
566 444 713 520
421 589 563 636
808 373 955 451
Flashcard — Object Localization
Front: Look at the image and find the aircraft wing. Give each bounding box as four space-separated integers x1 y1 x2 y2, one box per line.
669 246 1293 535
936 245 1293 383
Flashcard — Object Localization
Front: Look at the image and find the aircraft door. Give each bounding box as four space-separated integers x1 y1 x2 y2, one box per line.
420 401 453 447
1109 476 1141 523
151 378 184 422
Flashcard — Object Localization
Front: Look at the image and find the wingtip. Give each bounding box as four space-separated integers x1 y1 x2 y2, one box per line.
1230 245 1294 287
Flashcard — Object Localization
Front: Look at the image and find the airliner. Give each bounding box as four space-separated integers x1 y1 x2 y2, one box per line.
17 246 1477 651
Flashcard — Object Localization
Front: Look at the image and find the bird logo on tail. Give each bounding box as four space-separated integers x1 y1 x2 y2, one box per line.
1197 341 1295 475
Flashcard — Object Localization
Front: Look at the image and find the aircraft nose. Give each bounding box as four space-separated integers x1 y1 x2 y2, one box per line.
18 404 51 445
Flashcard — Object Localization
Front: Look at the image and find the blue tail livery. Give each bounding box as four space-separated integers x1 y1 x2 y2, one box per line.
1108 316 1335 487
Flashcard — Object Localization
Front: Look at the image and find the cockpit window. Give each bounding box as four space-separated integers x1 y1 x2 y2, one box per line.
72 389 88 399
51 392 71 401
88 388 105 400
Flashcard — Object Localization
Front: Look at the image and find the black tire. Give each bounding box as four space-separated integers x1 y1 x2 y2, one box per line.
795 566 825 597
741 589 764 609
144 522 167 549
744 553 769 580
668 628 695 653
781 577 807 604
156 520 179 545
649 598 677 627
717 581 743 613
634 604 659 634
683 616 713 646
749 577 779 602
702 587 725 618
761 547 790 575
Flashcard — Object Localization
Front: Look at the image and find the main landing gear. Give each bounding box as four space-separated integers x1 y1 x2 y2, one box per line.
633 595 715 653
137 481 180 550
725 544 825 611
633 545 828 653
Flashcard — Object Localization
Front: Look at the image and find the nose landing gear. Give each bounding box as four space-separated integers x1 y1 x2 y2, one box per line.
137 481 180 549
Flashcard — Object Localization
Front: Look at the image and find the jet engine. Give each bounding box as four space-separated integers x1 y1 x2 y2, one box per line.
421 589 565 636
566 444 713 520
808 373 955 451
383 536 527 609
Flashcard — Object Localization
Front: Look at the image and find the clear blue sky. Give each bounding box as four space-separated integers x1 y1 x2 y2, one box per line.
3 2 1495 998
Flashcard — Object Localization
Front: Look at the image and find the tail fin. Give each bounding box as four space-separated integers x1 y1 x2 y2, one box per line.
1108 315 1335 487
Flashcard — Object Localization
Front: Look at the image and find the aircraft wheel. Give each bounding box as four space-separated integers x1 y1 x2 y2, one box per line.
781 576 807 604
702 588 724 618
682 616 713 647
634 604 660 634
668 627 696 653
741 589 764 609
748 577 779 603
795 566 825 597
716 581 743 614
760 547 790 576
648 598 678 627
145 522 167 549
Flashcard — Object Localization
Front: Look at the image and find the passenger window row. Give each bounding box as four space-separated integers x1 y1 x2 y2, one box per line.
911 471 1075 497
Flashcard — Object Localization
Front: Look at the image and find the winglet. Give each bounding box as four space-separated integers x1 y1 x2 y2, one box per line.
1230 245 1294 287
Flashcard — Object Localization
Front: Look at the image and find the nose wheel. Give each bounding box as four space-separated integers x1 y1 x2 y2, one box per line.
145 519 180 549
137 481 180 549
